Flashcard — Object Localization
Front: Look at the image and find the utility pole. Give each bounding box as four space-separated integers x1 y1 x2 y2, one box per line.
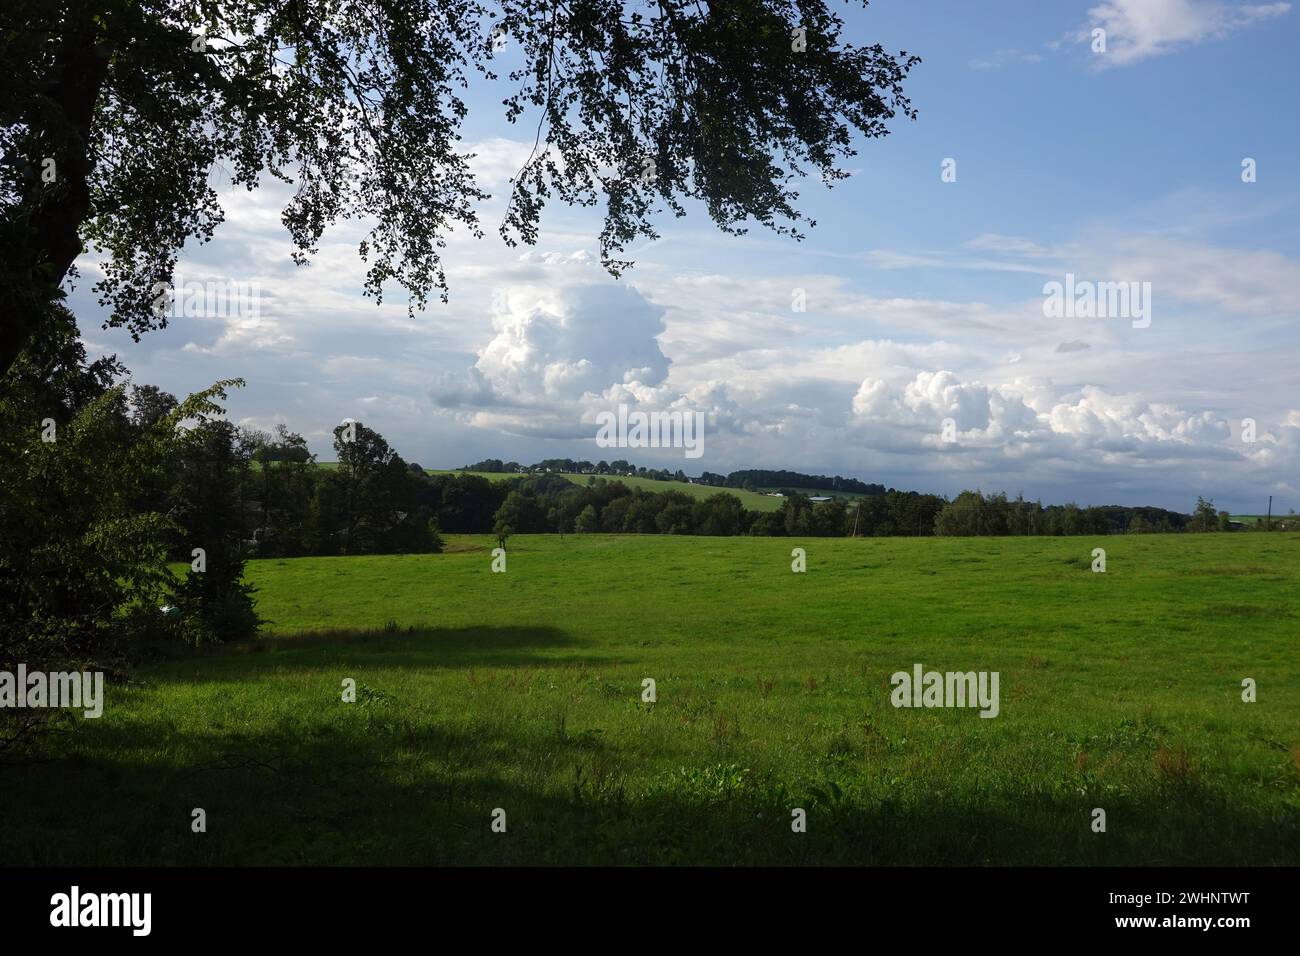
1266 495 1273 531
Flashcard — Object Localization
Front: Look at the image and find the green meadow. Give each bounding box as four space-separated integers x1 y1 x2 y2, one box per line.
3 533 1298 866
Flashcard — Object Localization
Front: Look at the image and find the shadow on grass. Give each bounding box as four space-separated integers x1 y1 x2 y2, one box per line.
142 625 630 682
2 709 1296 866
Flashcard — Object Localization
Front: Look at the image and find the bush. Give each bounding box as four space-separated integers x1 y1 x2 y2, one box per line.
0 313 257 666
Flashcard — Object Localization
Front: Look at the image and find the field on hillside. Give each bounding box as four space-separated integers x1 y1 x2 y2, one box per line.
3 534 1298 866
1231 514 1296 526
758 486 869 501
425 468 785 511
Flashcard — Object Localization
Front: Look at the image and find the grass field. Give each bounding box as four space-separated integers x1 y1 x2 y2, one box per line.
3 533 1298 866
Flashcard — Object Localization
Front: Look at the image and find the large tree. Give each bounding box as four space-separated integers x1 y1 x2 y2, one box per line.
0 0 918 376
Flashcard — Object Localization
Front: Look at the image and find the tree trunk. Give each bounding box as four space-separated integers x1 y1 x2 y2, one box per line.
0 5 111 379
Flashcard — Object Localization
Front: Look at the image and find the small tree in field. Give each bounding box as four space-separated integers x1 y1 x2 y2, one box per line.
574 505 600 534
1189 496 1218 532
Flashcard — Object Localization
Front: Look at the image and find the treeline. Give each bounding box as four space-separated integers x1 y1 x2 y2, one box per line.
463 457 689 483
242 451 1224 544
249 457 857 544
697 469 887 496
300 444 1237 545
230 444 929 544
462 458 886 495
459 463 1256 534
930 491 1192 536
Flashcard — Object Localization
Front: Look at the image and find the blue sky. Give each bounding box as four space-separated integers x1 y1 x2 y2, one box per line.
71 0 1300 512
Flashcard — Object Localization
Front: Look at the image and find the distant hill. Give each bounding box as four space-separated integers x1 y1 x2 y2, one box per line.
458 459 889 497
703 469 886 496
429 469 784 512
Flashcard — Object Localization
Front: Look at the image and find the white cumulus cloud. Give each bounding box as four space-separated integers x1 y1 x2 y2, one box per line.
1079 0 1291 67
